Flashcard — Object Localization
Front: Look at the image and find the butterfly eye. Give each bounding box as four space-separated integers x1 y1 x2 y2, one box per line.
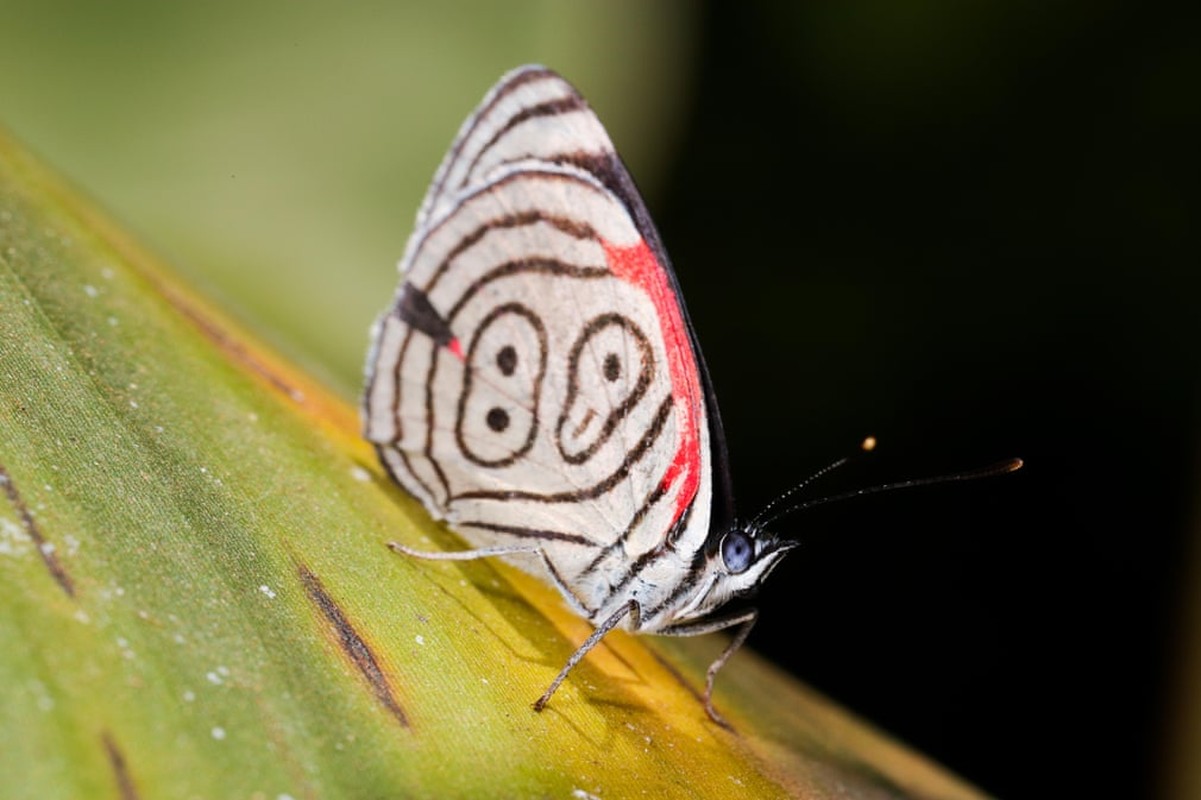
720 531 754 574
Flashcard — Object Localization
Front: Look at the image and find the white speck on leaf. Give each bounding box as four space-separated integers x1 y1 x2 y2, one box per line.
259 584 276 599
211 726 226 740
0 519 32 556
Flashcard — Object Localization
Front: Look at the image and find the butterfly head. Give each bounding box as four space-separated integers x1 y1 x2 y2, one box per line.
675 524 798 623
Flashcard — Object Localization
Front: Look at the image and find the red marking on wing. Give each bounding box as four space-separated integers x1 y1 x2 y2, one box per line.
447 337 465 361
603 240 703 529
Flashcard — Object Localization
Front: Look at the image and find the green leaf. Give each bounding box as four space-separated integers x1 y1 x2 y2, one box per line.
0 128 988 798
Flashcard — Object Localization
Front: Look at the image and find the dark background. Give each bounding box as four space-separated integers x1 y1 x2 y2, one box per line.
655 4 1199 798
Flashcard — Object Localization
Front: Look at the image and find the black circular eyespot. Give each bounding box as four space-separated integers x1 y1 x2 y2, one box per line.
485 407 510 432
603 352 621 382
721 531 754 574
496 345 517 376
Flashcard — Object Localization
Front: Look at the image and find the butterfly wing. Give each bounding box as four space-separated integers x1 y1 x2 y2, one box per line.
364 66 725 616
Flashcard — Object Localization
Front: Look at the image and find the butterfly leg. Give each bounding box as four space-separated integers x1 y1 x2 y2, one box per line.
533 599 641 713
532 550 593 619
658 608 758 728
387 540 541 560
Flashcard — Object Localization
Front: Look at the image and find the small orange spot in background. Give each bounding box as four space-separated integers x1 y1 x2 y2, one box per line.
861 436 877 452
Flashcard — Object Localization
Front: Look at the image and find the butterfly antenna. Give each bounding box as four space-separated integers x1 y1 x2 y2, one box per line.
747 436 878 530
757 454 1023 530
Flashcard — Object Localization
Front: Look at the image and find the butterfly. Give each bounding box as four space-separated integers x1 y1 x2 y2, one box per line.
362 65 800 726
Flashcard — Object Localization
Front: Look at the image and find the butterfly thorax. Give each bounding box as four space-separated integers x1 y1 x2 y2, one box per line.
570 519 797 634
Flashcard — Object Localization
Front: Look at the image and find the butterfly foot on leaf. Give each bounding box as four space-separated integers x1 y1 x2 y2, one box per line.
704 696 734 731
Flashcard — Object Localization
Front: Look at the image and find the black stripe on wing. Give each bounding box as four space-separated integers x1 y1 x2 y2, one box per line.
457 520 598 548
444 258 610 323
432 209 599 291
577 477 671 578
459 95 589 188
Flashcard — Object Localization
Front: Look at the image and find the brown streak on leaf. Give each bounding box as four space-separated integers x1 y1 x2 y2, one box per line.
101 731 140 800
162 285 306 404
0 463 75 598
297 562 410 728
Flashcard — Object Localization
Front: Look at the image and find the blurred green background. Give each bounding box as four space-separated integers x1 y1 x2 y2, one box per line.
2 2 1197 798
0 1 696 390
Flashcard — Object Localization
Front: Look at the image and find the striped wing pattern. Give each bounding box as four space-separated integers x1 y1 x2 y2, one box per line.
363 66 713 627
